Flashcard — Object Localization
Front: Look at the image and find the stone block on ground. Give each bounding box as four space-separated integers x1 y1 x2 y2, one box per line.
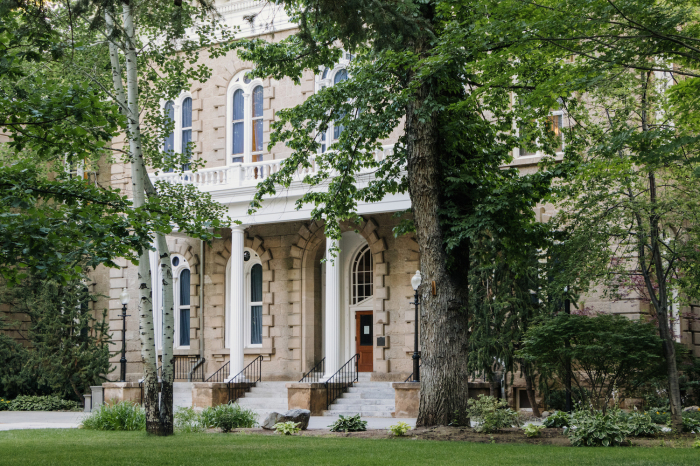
261 409 311 430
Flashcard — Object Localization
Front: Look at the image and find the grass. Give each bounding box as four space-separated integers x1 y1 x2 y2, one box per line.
0 429 698 465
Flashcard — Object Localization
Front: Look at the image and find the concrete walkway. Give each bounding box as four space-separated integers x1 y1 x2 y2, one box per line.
0 411 415 431
0 412 88 431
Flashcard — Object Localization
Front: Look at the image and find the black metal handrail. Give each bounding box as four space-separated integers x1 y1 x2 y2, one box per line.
299 357 325 383
404 364 422 382
228 355 263 404
205 361 229 383
188 357 206 382
325 354 359 410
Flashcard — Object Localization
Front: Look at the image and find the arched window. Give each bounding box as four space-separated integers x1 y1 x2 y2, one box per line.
249 263 263 345
225 248 263 348
251 85 263 162
162 95 192 172
151 253 191 350
352 244 373 304
333 69 348 140
164 101 175 172
181 97 192 171
227 71 266 165
232 89 245 162
315 57 352 153
177 267 191 347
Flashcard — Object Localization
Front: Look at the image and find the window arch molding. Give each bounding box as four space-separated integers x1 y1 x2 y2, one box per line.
226 70 265 165
161 91 194 172
225 247 263 349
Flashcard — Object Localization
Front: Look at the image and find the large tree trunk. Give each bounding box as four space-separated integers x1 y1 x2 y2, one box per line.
522 364 541 417
406 78 471 426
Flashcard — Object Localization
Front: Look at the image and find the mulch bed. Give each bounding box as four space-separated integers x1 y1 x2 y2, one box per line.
227 426 699 448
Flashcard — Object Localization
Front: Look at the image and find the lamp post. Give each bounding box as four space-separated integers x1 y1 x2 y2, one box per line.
410 270 422 382
119 288 130 383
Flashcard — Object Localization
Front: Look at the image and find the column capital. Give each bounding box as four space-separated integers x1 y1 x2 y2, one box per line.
231 224 247 233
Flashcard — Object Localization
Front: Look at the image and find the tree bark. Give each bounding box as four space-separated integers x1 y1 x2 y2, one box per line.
407 77 471 426
155 234 174 435
523 364 541 417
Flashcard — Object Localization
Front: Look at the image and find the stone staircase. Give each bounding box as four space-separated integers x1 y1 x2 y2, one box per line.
234 382 289 421
323 373 396 418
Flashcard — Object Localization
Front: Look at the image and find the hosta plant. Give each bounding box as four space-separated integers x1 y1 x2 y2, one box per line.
329 414 367 432
626 411 660 437
523 423 546 438
388 421 412 437
543 410 571 428
566 410 628 447
274 421 301 435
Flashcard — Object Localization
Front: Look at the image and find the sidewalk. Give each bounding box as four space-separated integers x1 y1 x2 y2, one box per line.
0 411 414 432
0 412 88 431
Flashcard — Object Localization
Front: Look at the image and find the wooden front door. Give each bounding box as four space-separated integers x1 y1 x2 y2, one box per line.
355 311 373 372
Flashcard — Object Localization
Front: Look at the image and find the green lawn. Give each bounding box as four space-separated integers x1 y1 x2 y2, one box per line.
0 430 697 465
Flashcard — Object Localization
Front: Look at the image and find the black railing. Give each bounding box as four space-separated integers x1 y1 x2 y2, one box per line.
404 364 422 382
206 361 229 383
188 358 206 382
299 358 325 383
325 354 359 410
228 355 263 404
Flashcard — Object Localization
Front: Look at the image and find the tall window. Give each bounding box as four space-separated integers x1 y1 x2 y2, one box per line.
164 101 175 172
252 85 263 162
181 97 192 171
178 267 191 347
333 69 348 140
225 248 263 348
227 71 266 164
352 244 373 304
152 253 191 350
162 96 192 172
517 101 565 157
249 263 263 345
232 89 244 163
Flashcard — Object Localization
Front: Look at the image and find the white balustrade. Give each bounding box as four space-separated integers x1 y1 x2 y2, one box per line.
148 144 396 192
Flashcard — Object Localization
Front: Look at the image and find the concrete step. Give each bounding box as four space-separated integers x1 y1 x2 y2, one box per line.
335 398 395 405
342 391 395 399
323 409 395 418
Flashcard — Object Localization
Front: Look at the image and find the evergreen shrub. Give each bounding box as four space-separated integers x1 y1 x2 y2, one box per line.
8 395 78 411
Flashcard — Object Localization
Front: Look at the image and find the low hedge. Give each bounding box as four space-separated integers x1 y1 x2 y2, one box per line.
5 395 79 411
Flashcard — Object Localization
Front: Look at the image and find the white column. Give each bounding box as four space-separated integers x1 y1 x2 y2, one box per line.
323 238 341 379
228 225 246 381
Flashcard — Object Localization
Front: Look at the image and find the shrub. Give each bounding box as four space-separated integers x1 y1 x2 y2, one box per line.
8 395 79 411
523 423 546 438
645 407 670 424
0 397 9 411
174 407 204 433
519 314 664 411
626 411 660 437
388 421 412 437
200 403 257 432
543 410 571 428
466 395 520 433
681 415 700 433
329 414 367 432
274 421 301 435
81 401 145 431
565 410 628 447
693 439 700 449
